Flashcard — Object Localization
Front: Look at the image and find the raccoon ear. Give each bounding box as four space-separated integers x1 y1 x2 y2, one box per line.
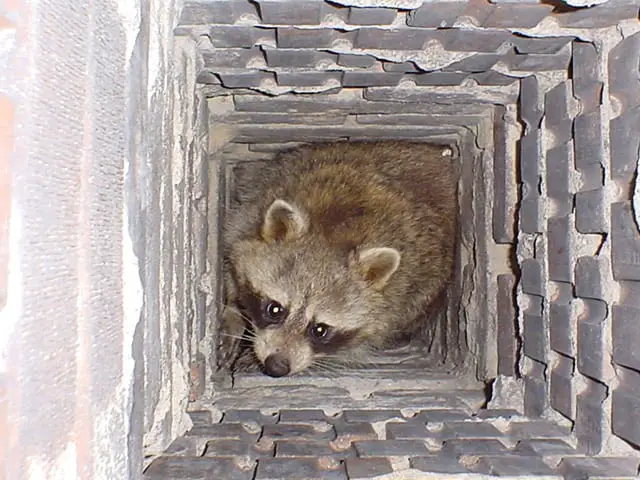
261 199 309 243
351 247 401 290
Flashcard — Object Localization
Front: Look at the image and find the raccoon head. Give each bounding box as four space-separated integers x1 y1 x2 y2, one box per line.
231 198 401 377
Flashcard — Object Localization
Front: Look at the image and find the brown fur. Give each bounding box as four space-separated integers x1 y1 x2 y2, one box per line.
221 141 458 376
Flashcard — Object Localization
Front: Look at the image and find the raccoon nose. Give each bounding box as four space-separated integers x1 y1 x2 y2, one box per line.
263 354 290 377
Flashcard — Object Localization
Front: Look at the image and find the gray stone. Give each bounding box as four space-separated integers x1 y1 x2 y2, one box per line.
333 422 378 443
473 455 556 475
204 439 275 458
444 421 504 439
612 305 640 372
178 0 257 25
410 455 472 474
549 298 574 357
187 423 260 441
608 32 640 112
440 28 512 52
509 50 572 72
411 409 471 423
557 3 639 27
513 36 573 54
347 7 397 25
558 457 640 480
278 410 330 423
475 409 521 420
497 274 517 376
411 72 466 86
575 257 606 300
353 27 435 50
472 71 518 86
275 441 354 458
524 359 548 417
574 110 605 172
519 130 542 233
262 424 336 442
544 81 572 145
443 53 502 73
202 48 262 68
575 188 607 234
254 0 326 25
575 379 607 454
524 311 546 364
207 25 276 48
492 108 512 244
548 215 572 283
344 457 394 479
480 3 554 28
521 259 544 296
255 458 347 480
612 375 640 448
217 71 273 88
406 2 468 28
189 410 213 426
550 355 576 420
441 439 509 455
341 409 403 423
276 28 345 49
263 48 337 68
341 71 404 87
515 439 576 456
354 440 430 457
336 54 377 68
577 300 608 382
223 409 279 424
276 71 342 87
609 106 640 185
546 141 573 216
381 61 420 73
520 75 543 129
144 457 255 480
611 201 640 281
572 41 601 113
385 422 432 440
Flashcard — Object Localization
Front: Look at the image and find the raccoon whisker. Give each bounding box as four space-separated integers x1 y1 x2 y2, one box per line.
219 332 257 342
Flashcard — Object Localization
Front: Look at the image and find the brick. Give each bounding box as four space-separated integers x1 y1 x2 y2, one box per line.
441 29 512 52
341 71 404 87
223 409 279 424
557 3 639 28
609 32 640 113
354 440 430 457
546 141 573 217
410 72 466 86
524 311 545 363
262 424 335 442
575 188 606 234
612 370 640 448
255 458 347 480
217 71 273 88
341 409 403 423
515 439 576 456
513 36 573 55
572 41 601 113
550 355 575 420
443 53 502 73
178 0 257 25
525 359 547 417
497 274 517 376
612 305 640 372
575 378 607 454
575 257 606 300
521 259 543 296
275 71 341 87
441 439 509 455
254 0 325 25
544 82 572 146
482 3 553 28
336 54 376 68
519 130 542 233
276 28 342 49
275 441 354 459
144 457 255 480
347 7 397 25
410 455 471 474
558 457 640 479
609 106 640 184
611 202 640 281
205 439 274 458
509 50 571 72
344 458 393 479
473 455 556 475
202 48 262 69
406 2 468 28
548 215 572 283
472 71 518 86
381 61 419 73
520 75 543 129
207 25 275 48
263 49 336 68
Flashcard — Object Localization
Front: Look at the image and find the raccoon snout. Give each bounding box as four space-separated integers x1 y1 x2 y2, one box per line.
263 354 291 377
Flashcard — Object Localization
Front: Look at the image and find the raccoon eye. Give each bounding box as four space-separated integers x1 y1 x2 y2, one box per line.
309 323 331 340
264 300 287 322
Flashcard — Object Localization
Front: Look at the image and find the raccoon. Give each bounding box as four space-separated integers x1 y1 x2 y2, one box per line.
220 141 458 377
